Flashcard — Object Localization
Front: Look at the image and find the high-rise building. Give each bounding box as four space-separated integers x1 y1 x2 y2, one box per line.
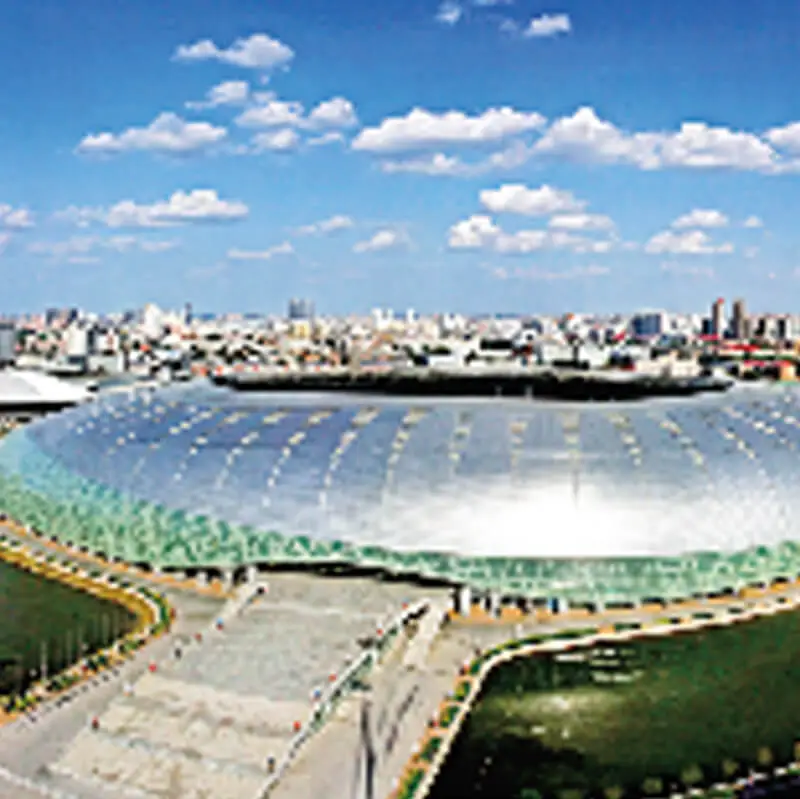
776 316 793 342
732 298 749 340
0 322 15 367
287 298 315 320
711 298 726 338
630 310 667 338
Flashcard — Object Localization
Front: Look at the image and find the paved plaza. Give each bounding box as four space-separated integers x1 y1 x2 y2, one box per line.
40 573 435 799
166 573 429 702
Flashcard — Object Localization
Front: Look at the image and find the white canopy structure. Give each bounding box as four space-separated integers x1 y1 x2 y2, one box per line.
0 370 91 410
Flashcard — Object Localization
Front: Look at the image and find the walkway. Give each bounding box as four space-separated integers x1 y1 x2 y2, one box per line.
268 615 499 799
34 574 431 799
0 588 222 799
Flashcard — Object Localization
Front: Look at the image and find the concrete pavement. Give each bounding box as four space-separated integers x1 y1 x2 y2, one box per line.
268 619 509 799
0 588 222 799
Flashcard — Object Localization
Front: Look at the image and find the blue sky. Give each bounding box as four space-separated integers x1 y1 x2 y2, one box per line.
2 0 800 316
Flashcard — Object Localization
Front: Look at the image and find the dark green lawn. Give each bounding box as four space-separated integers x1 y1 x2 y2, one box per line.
431 612 800 799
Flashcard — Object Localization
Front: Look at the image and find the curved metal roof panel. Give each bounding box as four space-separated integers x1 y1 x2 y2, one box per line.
1 383 799 603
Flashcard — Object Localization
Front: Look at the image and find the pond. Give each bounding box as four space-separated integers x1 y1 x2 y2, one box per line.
430 612 800 799
0 558 137 696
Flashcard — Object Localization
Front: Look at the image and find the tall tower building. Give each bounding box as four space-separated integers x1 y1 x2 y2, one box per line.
287 298 315 320
732 298 749 341
711 297 726 338
0 322 16 367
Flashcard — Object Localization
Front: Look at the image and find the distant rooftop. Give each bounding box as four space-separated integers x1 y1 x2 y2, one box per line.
0 369 91 407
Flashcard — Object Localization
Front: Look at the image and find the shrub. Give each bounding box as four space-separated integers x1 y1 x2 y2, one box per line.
453 681 471 702
721 758 739 779
396 768 425 799
757 746 774 768
641 776 663 795
681 763 703 787
418 736 443 763
438 704 459 728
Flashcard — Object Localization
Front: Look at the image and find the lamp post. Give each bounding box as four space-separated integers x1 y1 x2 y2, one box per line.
40 639 48 685
354 694 376 799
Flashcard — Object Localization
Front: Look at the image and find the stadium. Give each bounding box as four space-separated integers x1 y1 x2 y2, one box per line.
1 383 799 609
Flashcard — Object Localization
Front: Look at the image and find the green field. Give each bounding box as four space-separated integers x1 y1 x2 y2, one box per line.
0 559 136 695
431 612 800 798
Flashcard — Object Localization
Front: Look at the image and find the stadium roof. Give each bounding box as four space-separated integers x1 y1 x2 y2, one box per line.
0 369 90 407
0 383 799 604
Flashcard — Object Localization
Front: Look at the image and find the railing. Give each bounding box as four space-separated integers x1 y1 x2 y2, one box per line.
259 598 430 797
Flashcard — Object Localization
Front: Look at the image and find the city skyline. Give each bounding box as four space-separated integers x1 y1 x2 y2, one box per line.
2 0 799 314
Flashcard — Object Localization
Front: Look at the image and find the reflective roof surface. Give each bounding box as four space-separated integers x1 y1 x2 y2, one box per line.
1 383 799 602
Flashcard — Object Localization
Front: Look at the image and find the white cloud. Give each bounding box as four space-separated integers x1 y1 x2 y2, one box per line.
548 212 614 231
252 129 299 152
0 233 11 254
765 122 800 153
28 235 178 259
743 215 764 229
235 94 358 135
235 98 304 128
307 131 345 147
494 229 611 254
380 153 471 176
56 190 248 229
379 141 535 178
481 141 534 171
494 229 550 253
744 246 759 259
352 107 546 153
534 107 776 171
296 215 354 236
186 81 250 110
306 97 358 129
534 107 662 168
448 215 501 249
173 33 294 70
353 104 800 176
479 183 584 216
353 229 407 253
496 264 610 281
77 112 227 155
524 13 571 38
0 205 34 229
104 235 138 253
227 241 294 260
29 237 97 258
448 214 612 254
659 122 775 170
571 238 615 254
436 2 463 25
645 229 734 255
53 207 99 227
671 209 729 229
